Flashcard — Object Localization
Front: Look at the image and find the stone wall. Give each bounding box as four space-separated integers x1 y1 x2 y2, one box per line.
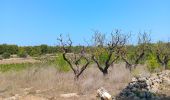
117 70 170 100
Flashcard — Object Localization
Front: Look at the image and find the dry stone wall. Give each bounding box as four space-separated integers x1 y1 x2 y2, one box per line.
117 70 170 100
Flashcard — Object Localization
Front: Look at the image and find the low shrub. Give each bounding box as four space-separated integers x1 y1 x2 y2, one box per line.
55 54 70 72
146 53 160 72
2 52 10 59
18 50 28 58
167 61 170 69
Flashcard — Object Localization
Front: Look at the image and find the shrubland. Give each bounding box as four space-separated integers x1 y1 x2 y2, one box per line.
0 30 169 73
0 30 170 99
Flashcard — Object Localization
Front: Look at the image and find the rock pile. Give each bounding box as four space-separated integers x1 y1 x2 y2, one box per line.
117 70 170 100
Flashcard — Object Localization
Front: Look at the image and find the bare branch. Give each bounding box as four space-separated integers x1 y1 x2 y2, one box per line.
155 41 170 69
92 30 106 47
57 35 90 79
91 30 128 75
121 32 151 71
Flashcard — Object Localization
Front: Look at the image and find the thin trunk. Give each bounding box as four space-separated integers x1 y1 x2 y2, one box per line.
163 62 168 70
74 75 79 81
102 69 108 75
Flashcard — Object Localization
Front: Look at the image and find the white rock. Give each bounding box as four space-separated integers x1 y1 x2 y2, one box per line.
60 93 79 98
97 87 112 100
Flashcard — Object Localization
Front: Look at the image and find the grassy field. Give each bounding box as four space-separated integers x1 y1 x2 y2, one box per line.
0 63 132 100
0 55 169 100
0 57 42 73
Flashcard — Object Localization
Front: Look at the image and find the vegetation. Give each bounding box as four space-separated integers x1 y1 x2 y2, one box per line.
0 44 61 58
0 30 170 79
55 53 70 72
0 30 170 100
2 52 11 59
121 32 151 71
57 34 91 80
17 48 28 58
146 53 160 72
0 63 34 72
91 30 127 75
155 41 170 69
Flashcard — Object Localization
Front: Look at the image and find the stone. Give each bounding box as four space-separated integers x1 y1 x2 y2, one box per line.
139 91 146 98
132 77 138 82
96 87 112 100
60 93 79 98
133 96 140 100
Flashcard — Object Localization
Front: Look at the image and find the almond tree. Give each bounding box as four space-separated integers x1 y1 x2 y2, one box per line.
91 30 128 75
57 34 91 80
121 32 151 71
155 41 170 70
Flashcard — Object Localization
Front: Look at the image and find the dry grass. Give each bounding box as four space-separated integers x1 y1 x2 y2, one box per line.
0 58 40 64
0 63 132 100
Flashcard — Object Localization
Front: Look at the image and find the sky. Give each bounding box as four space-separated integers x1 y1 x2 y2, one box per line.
0 0 170 46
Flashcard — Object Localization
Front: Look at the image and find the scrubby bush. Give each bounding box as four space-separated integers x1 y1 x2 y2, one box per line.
18 50 28 58
55 54 70 72
0 44 18 55
167 62 170 69
146 53 160 72
2 52 10 59
30 46 41 57
40 44 48 54
98 51 109 65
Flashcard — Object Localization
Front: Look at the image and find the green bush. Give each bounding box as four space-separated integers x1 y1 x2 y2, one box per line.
167 61 170 69
98 52 109 65
2 52 10 59
55 54 70 72
18 50 28 58
146 53 160 72
0 56 3 60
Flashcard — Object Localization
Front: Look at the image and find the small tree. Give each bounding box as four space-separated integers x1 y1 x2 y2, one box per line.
155 41 170 70
121 32 151 71
57 34 91 80
91 30 128 75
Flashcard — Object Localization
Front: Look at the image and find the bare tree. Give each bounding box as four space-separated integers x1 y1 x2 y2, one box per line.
91 30 128 75
57 34 91 80
92 31 106 47
121 32 151 71
155 41 170 70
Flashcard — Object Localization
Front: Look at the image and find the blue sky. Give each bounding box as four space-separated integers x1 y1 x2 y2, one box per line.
0 0 170 46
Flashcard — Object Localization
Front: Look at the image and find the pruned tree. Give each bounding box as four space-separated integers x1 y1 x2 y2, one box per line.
91 30 128 75
57 34 91 80
121 32 151 71
155 41 170 70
